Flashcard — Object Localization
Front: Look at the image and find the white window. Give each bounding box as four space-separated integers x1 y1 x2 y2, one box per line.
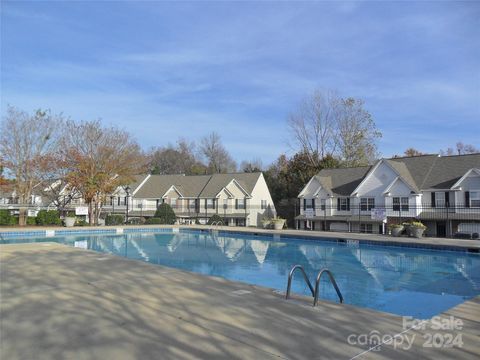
471 191 480 208
393 197 409 211
261 200 267 210
223 199 228 209
320 199 326 210
189 199 196 209
339 198 350 211
303 198 313 209
206 199 214 209
360 198 375 211
435 192 445 208
237 198 245 209
170 198 177 208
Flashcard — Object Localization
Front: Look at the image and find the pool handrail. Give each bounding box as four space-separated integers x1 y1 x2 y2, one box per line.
285 265 343 306
313 269 343 306
285 265 315 299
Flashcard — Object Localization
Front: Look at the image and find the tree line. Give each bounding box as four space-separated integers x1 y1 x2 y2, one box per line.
1 89 477 227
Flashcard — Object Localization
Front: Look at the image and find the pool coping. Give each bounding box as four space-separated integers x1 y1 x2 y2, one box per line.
1 224 479 252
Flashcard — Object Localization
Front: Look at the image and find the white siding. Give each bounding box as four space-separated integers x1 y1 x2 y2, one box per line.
249 173 276 227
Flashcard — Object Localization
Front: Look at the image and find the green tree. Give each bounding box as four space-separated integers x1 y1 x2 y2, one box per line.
264 152 340 227
207 214 223 225
153 203 177 225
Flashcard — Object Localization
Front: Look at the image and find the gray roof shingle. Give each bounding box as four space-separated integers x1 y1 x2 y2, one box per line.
132 172 262 199
315 166 372 196
313 153 480 195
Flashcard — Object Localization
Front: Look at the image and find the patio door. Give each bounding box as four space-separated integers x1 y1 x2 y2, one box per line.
436 222 446 237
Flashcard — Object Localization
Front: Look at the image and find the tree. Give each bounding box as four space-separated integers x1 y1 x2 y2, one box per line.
149 138 205 175
403 148 424 157
288 89 381 167
240 158 263 173
61 120 146 225
440 142 479 156
335 98 381 166
263 152 340 227
153 203 176 224
199 132 237 173
0 106 64 225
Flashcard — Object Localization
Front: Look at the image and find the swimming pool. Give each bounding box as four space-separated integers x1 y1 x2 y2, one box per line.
2 229 479 318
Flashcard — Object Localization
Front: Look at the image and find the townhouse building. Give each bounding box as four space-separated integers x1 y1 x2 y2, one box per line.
104 172 276 227
296 153 480 237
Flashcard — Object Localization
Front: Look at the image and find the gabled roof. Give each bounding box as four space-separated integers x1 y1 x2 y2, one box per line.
314 166 372 196
134 174 210 198
304 153 480 197
198 172 261 198
420 154 480 189
384 160 419 192
126 175 151 195
451 168 480 189
131 172 262 199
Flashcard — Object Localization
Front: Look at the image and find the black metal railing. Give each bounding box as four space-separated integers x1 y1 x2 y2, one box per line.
294 203 480 238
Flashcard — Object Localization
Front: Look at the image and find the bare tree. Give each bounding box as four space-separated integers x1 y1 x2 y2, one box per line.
149 138 204 175
288 90 381 167
0 106 64 225
403 148 424 157
440 142 479 156
62 120 146 224
199 132 237 173
240 158 263 173
287 90 338 166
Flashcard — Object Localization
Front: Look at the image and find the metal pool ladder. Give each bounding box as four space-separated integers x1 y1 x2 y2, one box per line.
285 265 343 306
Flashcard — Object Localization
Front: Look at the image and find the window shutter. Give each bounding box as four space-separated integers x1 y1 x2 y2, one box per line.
205 199 207 209
312 199 315 210
465 191 470 208
303 199 306 210
347 198 350 211
235 199 238 209
337 198 340 211
431 192 436 208
445 192 450 208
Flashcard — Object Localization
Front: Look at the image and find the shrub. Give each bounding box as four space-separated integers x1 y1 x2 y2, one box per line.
75 219 88 226
145 217 163 224
153 203 176 225
207 214 224 225
0 210 18 226
127 217 145 225
26 217 37 226
105 214 125 226
411 221 427 229
36 210 61 226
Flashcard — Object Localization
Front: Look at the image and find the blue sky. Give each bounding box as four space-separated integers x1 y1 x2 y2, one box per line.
1 1 479 164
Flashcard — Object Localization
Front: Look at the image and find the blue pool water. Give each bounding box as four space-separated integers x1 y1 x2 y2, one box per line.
2 230 479 318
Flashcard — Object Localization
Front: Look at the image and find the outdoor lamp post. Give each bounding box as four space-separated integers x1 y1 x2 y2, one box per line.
125 186 131 224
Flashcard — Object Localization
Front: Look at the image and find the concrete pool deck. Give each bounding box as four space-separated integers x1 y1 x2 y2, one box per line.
1 243 479 359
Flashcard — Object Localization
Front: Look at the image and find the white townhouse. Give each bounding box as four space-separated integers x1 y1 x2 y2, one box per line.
105 172 276 227
296 153 480 237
